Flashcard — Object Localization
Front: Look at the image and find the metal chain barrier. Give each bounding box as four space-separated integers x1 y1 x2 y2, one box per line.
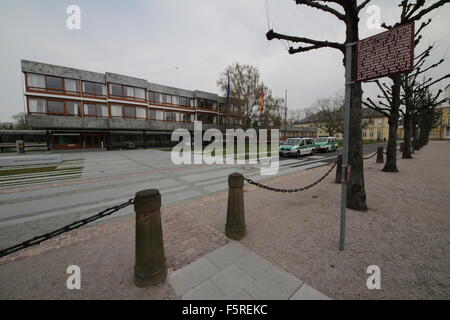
243 162 337 193
0 198 135 258
363 151 378 160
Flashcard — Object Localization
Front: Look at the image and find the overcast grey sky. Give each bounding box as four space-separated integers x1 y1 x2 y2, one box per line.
0 0 449 122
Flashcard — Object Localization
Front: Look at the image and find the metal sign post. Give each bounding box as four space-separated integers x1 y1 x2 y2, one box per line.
339 42 355 251
340 22 414 251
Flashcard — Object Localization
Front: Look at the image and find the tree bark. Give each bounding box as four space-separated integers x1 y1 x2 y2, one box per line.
411 116 417 153
383 75 400 172
402 81 413 159
412 116 421 150
345 3 367 211
402 112 413 159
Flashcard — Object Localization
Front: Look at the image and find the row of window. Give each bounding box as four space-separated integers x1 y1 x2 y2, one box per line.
26 73 241 112
148 92 193 108
148 92 239 112
27 98 241 124
109 83 146 101
362 131 382 138
26 73 146 101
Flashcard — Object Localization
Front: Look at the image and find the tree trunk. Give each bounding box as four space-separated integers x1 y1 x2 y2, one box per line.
345 3 367 211
413 116 421 150
402 112 412 159
402 83 412 159
383 75 400 172
411 116 417 153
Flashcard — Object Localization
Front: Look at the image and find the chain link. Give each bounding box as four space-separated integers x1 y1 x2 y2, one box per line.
363 151 378 160
0 198 135 258
243 162 337 193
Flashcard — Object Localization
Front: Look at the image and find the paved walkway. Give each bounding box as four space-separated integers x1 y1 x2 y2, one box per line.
1 141 447 299
169 242 330 300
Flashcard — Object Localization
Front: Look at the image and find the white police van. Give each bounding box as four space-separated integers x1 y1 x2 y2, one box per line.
279 137 315 157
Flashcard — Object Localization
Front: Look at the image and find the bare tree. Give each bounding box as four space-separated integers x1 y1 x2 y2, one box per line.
11 113 30 130
364 0 450 172
401 43 450 158
287 109 305 126
309 94 345 136
217 63 282 129
266 0 373 210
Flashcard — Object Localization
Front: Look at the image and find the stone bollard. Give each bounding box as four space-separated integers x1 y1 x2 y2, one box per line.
225 173 246 240
399 142 404 153
376 147 384 163
134 189 167 287
335 155 342 184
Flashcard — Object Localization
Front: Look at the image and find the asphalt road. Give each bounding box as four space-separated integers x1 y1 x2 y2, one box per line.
0 142 386 249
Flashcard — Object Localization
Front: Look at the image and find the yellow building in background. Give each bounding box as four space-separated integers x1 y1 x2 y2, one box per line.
295 85 450 141
430 84 450 140
294 109 392 141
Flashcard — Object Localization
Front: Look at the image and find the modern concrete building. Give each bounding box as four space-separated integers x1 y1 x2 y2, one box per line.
21 60 242 150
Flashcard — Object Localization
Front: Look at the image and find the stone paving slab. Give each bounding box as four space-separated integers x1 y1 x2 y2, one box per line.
168 242 331 300
290 284 331 300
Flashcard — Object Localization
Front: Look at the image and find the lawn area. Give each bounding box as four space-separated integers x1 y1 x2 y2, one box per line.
0 166 82 177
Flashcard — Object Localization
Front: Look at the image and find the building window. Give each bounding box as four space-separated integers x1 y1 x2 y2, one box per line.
110 83 123 97
28 98 46 113
83 82 106 97
84 104 107 117
165 111 177 121
124 106 136 118
197 113 215 123
165 95 173 105
182 113 193 122
180 97 190 107
64 79 80 93
136 107 147 119
47 100 65 114
197 98 216 111
110 104 123 117
149 92 164 104
45 76 64 92
135 88 145 100
66 102 80 116
123 86 134 98
148 109 156 120
109 84 146 101
156 110 164 120
27 73 45 89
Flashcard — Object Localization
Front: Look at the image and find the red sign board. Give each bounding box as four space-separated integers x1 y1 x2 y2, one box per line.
356 22 415 82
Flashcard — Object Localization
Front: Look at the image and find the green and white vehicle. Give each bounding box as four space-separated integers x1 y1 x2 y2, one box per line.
314 136 338 153
279 137 315 157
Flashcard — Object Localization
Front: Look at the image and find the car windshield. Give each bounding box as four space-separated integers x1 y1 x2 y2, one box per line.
284 139 300 145
316 137 328 143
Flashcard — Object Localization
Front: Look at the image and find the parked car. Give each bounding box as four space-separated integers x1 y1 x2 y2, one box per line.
314 137 338 153
279 137 315 157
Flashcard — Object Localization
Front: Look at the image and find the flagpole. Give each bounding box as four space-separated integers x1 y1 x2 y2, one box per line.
284 89 287 141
